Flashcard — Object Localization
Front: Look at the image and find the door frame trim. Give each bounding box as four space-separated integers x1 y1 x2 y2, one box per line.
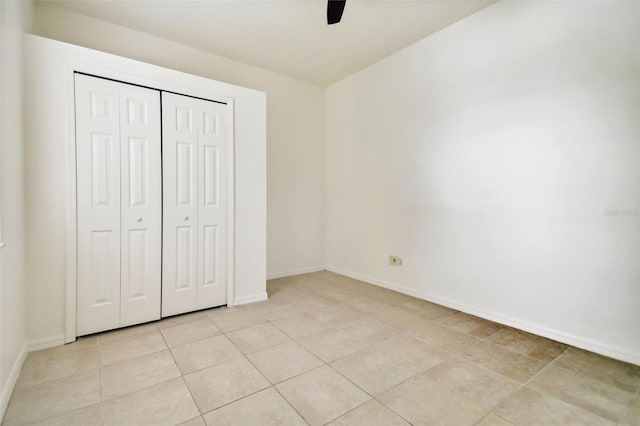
65 62 236 343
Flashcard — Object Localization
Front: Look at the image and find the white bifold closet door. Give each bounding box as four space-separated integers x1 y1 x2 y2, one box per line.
162 92 228 316
75 74 162 335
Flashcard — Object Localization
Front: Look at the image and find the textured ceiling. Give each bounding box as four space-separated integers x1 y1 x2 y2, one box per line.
44 0 495 85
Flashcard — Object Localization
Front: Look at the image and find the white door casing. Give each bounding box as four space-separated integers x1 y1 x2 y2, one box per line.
75 74 161 335
162 92 228 316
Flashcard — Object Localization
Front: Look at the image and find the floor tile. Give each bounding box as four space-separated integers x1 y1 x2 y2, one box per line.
227 322 290 354
369 306 427 329
268 286 312 303
17 339 98 388
276 366 370 426
620 399 640 426
157 311 206 329
377 372 489 425
366 289 416 308
160 318 221 348
319 288 361 305
436 312 503 338
307 305 366 329
207 307 266 332
342 297 390 317
99 329 167 366
306 270 338 282
331 334 444 395
475 413 516 426
202 387 306 426
254 300 304 321
494 387 614 426
184 357 270 413
488 328 567 362
97 322 158 344
101 377 199 426
461 341 546 383
179 417 206 426
422 358 520 409
247 340 324 384
170 335 242 374
291 295 333 312
3 370 100 425
529 364 633 421
401 299 458 320
409 320 479 351
553 347 640 393
328 399 410 425
101 350 181 400
297 321 398 362
27 403 102 426
271 312 332 338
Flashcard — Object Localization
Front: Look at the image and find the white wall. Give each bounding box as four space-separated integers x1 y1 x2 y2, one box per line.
24 35 266 343
0 0 33 419
326 1 640 364
33 3 326 280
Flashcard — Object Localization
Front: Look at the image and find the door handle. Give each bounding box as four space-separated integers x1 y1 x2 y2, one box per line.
136 217 143 222
183 215 189 221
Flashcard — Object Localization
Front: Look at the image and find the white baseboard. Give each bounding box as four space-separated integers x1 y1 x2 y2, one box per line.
267 266 326 280
326 265 640 366
0 342 27 422
27 335 66 352
234 292 268 306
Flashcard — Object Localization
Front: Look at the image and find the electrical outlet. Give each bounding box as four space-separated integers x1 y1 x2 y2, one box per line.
389 255 403 266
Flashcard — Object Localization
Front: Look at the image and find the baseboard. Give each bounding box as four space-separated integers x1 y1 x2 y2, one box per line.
234 292 268 306
0 342 27 422
267 266 326 280
27 335 66 352
326 265 640 366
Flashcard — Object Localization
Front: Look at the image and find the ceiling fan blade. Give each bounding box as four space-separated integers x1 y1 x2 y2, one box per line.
327 0 346 25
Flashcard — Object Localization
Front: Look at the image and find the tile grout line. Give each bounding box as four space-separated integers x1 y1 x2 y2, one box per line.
520 344 634 425
156 325 204 420
96 334 105 426
472 346 571 426
241 353 312 426
326 362 416 426
179 330 246 418
616 385 639 426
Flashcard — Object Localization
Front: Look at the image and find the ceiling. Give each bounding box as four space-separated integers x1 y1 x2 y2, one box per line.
44 0 495 86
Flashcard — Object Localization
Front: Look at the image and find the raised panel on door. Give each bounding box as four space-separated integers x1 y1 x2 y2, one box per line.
119 85 162 326
162 93 199 316
197 102 228 309
75 74 121 335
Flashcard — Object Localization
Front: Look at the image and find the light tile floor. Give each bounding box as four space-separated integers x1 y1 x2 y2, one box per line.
3 271 640 425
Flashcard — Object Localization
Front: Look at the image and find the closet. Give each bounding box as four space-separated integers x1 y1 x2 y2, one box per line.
75 73 228 336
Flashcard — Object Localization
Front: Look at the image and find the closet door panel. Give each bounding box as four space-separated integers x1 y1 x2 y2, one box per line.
197 102 228 309
120 86 162 326
75 75 122 335
162 93 199 316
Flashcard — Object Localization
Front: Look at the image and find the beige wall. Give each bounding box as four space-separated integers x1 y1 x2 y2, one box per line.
33 3 326 280
0 0 33 418
326 1 640 363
